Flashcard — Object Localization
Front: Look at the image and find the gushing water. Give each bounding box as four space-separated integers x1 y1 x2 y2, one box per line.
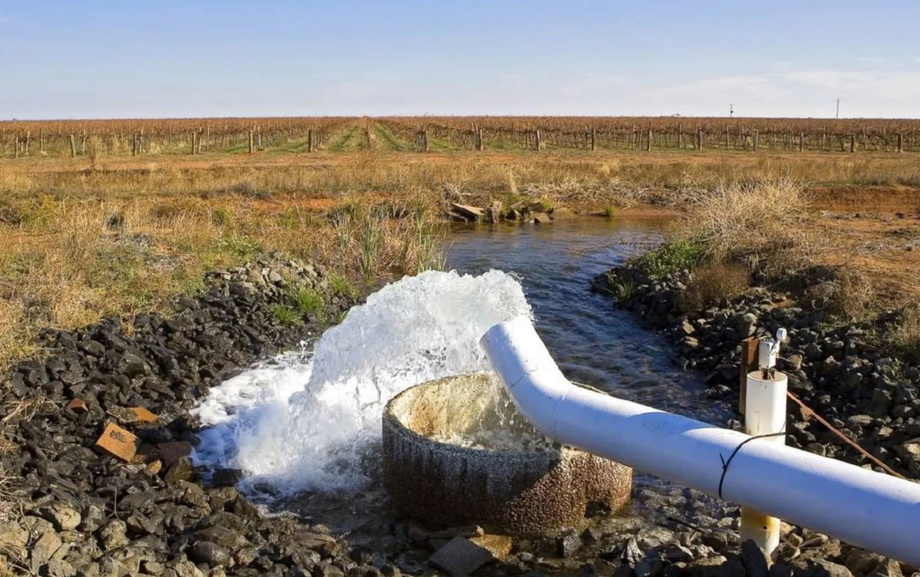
193 270 531 495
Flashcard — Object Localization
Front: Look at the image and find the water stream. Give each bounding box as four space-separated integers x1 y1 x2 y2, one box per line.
192 217 733 542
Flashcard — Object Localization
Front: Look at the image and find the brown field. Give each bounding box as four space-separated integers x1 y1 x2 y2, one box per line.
0 116 919 375
4 116 920 159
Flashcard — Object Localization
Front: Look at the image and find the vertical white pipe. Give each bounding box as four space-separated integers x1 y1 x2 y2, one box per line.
741 372 788 553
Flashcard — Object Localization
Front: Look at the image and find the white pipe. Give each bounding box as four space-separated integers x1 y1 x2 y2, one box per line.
741 371 788 553
480 316 920 565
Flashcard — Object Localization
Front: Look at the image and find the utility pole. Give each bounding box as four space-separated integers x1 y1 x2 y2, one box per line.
836 98 840 119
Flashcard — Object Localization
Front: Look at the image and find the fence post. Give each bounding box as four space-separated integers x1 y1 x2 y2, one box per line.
478 128 484 151
191 132 197 155
248 130 254 154
646 130 652 152
697 129 703 151
39 129 44 154
423 129 429 152
753 131 759 152
850 134 856 153
70 135 77 158
257 131 262 151
534 130 541 151
798 132 804 152
590 128 596 152
308 129 315 152
898 133 903 153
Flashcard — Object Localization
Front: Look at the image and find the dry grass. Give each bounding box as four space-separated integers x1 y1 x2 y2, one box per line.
892 306 920 361
678 179 809 260
0 175 445 373
682 260 752 311
0 149 918 372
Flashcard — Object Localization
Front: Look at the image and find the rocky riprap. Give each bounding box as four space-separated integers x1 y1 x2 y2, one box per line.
590 262 920 575
0 254 364 577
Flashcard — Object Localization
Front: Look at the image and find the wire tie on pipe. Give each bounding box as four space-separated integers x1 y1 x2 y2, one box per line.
718 431 786 500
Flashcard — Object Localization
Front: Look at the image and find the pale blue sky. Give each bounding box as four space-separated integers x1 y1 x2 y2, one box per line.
2 1 918 119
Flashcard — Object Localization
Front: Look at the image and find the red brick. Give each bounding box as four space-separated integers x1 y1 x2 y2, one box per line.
94 423 138 462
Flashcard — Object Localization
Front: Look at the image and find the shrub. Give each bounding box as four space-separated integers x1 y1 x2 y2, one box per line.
270 304 300 326
330 274 359 300
628 240 704 279
611 279 638 306
682 260 751 311
293 287 325 318
680 179 807 261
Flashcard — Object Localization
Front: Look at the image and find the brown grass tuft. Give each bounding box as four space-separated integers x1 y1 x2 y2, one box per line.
679 179 809 260
682 260 751 311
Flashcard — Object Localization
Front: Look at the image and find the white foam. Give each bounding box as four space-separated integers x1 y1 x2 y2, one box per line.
192 269 531 495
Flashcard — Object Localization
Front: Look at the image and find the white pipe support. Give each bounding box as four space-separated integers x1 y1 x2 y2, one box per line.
480 316 920 566
741 371 788 553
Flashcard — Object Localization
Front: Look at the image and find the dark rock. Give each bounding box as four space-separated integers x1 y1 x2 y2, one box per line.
429 536 495 576
740 540 769 577
164 457 195 483
211 467 244 487
189 540 231 567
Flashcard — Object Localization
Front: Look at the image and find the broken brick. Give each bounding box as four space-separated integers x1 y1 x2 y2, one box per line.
94 423 139 462
66 399 88 413
129 406 158 423
107 406 157 425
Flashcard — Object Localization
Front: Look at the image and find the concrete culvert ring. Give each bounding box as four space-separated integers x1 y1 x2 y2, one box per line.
382 372 633 534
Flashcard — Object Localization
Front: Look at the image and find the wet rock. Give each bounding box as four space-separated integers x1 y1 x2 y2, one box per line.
211 468 244 487
429 536 496 576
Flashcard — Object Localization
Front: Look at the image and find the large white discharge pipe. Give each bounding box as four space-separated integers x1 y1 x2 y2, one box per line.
480 316 920 565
